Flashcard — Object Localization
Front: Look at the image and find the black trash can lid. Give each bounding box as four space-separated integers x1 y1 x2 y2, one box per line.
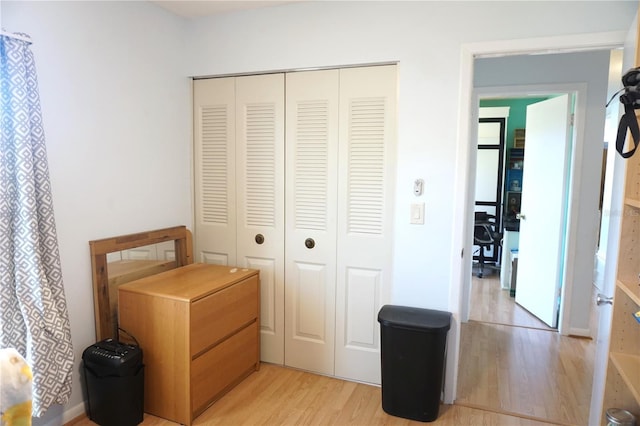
377 305 451 332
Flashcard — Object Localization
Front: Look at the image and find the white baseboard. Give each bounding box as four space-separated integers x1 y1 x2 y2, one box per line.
64 402 86 423
32 401 85 426
568 327 591 338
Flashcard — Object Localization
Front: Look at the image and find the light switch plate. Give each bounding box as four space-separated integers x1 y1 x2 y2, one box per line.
410 203 425 224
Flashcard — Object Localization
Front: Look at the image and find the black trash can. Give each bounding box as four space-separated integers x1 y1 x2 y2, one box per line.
377 305 452 422
82 339 144 426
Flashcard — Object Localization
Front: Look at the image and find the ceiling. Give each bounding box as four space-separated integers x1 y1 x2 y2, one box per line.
149 1 300 19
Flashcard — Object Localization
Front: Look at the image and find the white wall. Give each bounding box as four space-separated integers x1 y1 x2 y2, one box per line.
2 1 191 424
1 0 637 422
185 1 634 310
183 0 633 405
474 50 611 333
596 49 624 291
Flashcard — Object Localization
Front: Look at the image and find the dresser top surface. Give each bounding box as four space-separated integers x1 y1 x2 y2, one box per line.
118 263 258 301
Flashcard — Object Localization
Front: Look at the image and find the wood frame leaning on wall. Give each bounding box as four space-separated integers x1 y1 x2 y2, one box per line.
88 225 193 341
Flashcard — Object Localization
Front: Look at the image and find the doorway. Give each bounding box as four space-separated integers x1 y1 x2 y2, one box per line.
465 84 587 334
473 95 571 330
462 89 595 425
473 112 506 280
454 48 617 423
460 49 614 335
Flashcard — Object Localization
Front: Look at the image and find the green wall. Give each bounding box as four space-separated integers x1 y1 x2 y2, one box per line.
480 97 550 150
480 97 552 220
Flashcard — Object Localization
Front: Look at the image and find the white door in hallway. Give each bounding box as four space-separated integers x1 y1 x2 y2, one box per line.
515 94 572 328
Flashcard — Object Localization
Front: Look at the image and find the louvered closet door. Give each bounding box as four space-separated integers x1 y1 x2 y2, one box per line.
235 74 286 364
284 70 339 375
335 65 397 384
193 78 237 266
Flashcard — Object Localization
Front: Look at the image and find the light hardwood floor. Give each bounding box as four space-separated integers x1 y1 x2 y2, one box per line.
71 275 590 426
457 274 595 425
469 272 554 330
71 363 555 426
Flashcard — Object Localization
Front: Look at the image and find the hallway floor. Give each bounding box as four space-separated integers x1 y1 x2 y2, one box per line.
457 274 595 425
469 270 555 330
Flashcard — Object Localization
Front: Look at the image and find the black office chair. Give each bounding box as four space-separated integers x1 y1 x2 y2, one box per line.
474 212 502 278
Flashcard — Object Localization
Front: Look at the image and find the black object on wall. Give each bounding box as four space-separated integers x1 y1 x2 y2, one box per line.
616 67 640 159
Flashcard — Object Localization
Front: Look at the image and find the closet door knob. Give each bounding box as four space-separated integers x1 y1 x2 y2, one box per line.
255 234 265 245
305 238 315 249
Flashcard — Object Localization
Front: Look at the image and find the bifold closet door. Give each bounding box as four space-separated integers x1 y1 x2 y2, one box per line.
193 65 397 382
193 74 285 365
235 74 285 365
284 65 397 383
284 69 340 375
193 77 237 266
335 65 397 384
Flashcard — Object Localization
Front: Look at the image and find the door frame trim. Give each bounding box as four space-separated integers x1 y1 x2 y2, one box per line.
446 30 626 405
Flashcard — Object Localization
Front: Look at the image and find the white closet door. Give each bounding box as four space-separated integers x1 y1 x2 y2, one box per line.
193 77 237 266
284 69 339 375
335 65 397 384
235 74 286 364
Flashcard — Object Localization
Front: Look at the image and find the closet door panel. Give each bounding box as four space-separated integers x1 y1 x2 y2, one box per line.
193 78 237 267
245 256 277 342
235 74 285 364
284 69 339 375
335 65 397 384
343 268 381 348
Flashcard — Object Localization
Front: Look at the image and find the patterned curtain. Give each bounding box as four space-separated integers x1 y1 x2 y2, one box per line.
0 32 74 416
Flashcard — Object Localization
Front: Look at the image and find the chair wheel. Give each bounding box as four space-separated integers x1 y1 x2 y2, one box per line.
477 272 483 278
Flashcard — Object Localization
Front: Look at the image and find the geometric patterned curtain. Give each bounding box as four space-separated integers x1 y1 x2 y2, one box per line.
0 32 74 417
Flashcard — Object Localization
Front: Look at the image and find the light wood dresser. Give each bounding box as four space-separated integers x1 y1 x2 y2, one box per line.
118 263 260 426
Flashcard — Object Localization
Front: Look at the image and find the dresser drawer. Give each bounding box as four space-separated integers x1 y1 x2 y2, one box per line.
190 275 259 356
191 321 259 416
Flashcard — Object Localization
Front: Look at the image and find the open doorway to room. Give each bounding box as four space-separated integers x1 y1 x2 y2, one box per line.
471 99 557 332
472 90 579 332
456 48 621 425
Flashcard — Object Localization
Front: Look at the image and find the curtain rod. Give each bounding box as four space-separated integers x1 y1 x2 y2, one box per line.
0 30 32 43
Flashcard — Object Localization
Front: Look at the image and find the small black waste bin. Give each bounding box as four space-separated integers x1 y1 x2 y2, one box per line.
377 305 452 422
82 339 144 426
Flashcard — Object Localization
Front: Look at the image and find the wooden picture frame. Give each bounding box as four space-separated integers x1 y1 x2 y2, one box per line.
89 225 193 341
